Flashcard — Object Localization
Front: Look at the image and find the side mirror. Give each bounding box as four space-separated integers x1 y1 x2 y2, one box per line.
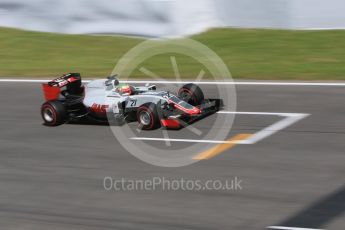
148 85 156 90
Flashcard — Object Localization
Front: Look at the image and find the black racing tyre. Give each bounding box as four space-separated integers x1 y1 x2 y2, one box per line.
178 83 204 106
41 100 67 126
137 103 161 130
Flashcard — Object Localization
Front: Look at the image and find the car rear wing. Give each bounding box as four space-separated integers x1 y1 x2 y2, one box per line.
42 73 82 101
47 73 81 87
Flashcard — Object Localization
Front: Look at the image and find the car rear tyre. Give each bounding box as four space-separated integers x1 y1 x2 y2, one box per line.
137 103 160 130
178 83 204 106
41 100 67 126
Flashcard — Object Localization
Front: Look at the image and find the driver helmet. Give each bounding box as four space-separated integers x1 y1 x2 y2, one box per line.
116 83 132 95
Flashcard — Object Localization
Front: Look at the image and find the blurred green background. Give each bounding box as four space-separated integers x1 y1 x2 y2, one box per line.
1 27 345 80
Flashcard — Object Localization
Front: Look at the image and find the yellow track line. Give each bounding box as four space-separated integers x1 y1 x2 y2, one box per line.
193 134 252 160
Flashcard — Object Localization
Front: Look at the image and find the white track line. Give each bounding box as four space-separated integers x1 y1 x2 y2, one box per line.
217 111 305 116
122 81 345 86
0 79 51 83
219 111 309 144
267 226 324 230
1 79 345 86
130 137 248 144
130 111 309 144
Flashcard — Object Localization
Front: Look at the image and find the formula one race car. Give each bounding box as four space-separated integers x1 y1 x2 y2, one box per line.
41 73 222 130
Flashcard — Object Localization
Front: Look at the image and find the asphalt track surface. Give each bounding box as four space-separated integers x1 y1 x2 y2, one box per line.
0 82 344 230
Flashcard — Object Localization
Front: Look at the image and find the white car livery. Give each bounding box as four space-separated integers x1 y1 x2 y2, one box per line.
41 73 222 130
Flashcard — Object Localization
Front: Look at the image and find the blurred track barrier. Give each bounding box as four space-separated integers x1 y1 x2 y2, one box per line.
0 0 344 37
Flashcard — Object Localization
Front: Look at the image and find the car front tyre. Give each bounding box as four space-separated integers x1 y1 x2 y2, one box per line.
178 83 204 106
137 103 160 130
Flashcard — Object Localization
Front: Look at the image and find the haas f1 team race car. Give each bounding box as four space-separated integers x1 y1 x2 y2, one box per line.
41 73 222 130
